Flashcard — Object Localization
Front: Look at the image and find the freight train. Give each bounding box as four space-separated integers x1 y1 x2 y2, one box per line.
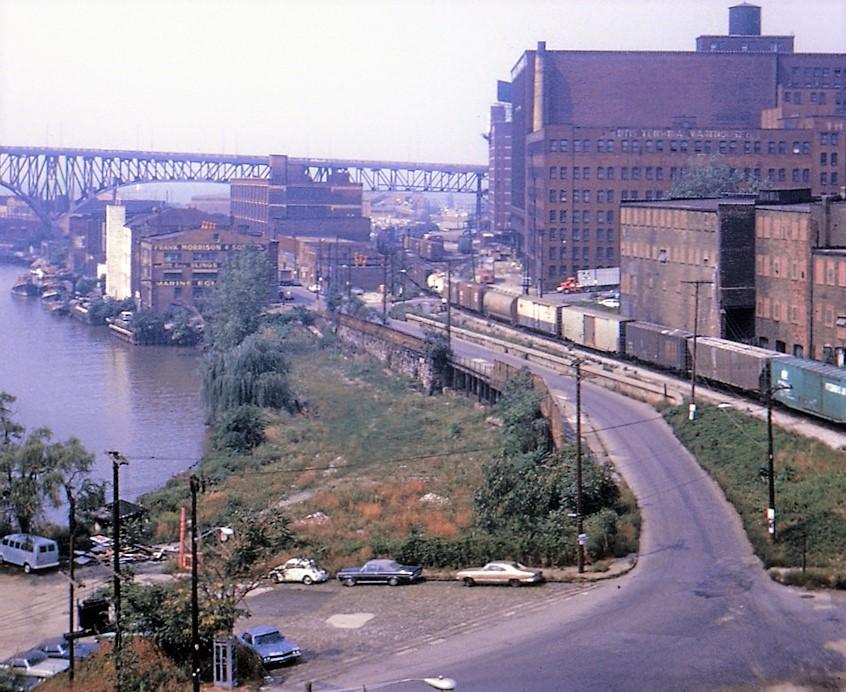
444 281 846 425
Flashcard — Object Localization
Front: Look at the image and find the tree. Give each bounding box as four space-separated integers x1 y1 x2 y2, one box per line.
204 247 273 351
132 310 167 345
202 332 296 421
497 369 550 458
212 405 266 454
0 395 95 533
669 155 769 199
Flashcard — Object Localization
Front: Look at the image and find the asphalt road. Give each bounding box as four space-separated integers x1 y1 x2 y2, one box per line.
293 313 846 691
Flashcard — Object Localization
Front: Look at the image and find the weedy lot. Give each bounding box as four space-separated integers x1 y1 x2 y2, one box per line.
147 334 498 570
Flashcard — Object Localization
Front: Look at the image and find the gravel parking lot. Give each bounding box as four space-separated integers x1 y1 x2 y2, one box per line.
241 578 593 689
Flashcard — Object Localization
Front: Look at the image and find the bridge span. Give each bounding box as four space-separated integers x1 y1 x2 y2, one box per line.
0 145 487 225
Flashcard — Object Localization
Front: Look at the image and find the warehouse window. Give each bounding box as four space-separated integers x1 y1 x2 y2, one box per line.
549 166 557 179
560 139 569 152
549 189 556 203
658 248 668 263
607 167 614 179
583 167 591 180
836 316 846 328
550 139 558 152
606 139 615 152
560 167 567 179
560 190 567 202
793 344 804 358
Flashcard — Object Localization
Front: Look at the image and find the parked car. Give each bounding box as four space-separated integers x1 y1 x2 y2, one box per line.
237 625 301 667
36 637 99 660
455 561 544 587
268 557 328 585
1 650 70 679
336 558 422 586
0 534 60 573
279 289 295 302
307 284 320 293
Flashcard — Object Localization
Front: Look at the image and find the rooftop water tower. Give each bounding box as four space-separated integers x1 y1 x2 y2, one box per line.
729 3 761 36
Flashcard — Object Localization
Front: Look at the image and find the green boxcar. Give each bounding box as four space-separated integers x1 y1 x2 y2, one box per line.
771 357 846 424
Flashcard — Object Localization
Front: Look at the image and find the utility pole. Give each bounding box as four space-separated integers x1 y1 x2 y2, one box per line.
681 280 712 421
190 475 201 692
382 254 388 322
108 450 128 691
446 260 452 350
65 483 77 686
575 359 585 573
765 371 791 541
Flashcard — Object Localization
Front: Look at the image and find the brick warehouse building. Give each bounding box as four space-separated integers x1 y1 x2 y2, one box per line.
494 4 846 292
620 189 846 366
230 154 371 243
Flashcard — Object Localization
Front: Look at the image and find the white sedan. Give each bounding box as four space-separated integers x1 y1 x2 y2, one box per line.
269 557 329 585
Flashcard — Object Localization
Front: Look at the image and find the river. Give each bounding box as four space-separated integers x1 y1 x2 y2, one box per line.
0 263 206 521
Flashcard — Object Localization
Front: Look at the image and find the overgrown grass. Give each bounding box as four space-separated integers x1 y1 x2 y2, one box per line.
143 331 496 570
664 403 846 585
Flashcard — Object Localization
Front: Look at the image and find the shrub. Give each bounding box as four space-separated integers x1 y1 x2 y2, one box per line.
212 405 266 454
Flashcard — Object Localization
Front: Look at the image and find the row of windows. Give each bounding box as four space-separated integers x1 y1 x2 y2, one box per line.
548 189 618 204
620 190 665 201
783 90 840 105
787 66 846 88
546 137 839 156
820 133 841 146
820 152 840 166
546 228 615 242
548 209 615 224
543 245 616 262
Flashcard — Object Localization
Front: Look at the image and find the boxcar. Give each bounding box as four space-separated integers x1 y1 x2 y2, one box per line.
483 288 519 325
693 338 787 394
561 306 630 354
457 281 485 314
771 357 846 423
624 321 692 372
516 296 562 337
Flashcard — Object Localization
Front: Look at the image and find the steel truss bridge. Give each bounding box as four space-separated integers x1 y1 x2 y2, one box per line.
0 146 487 226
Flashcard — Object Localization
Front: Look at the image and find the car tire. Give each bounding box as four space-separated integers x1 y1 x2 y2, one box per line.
23 562 31 574
387 576 400 587
509 579 520 588
302 575 313 585
462 577 475 587
343 577 356 587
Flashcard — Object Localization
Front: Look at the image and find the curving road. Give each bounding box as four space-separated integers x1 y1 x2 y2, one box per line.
285 291 846 690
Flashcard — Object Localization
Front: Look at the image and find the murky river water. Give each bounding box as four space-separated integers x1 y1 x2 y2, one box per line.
0 263 206 520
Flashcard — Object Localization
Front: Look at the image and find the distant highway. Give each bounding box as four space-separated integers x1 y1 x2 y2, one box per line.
293 301 846 691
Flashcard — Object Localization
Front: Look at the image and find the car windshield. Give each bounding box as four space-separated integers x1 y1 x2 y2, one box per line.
22 652 47 665
255 632 284 646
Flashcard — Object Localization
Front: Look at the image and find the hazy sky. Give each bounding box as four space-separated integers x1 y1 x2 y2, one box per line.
1 0 844 165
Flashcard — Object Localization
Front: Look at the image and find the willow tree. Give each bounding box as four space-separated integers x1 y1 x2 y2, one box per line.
0 393 95 533
202 332 296 422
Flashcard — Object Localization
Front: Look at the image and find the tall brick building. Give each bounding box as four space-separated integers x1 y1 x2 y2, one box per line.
231 154 371 243
495 3 846 291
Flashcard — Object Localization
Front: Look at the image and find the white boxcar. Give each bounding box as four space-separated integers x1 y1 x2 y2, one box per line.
516 296 562 337
561 306 629 354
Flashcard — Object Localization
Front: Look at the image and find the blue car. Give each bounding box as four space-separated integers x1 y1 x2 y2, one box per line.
237 625 301 667
336 558 423 586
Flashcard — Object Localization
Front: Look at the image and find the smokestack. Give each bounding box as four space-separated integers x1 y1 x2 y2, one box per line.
532 41 546 132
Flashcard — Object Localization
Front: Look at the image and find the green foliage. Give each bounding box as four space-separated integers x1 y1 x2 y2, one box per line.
212 405 266 454
87 296 135 325
669 155 770 198
132 309 168 345
204 246 272 351
168 307 201 346
498 368 550 457
470 371 628 566
423 330 451 376
0 393 95 532
202 331 296 422
665 403 846 575
74 276 98 296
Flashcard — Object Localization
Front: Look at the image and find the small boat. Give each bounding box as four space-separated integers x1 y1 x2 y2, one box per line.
11 276 39 297
48 301 70 316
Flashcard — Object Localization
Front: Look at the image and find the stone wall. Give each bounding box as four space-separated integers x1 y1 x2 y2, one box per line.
335 314 437 392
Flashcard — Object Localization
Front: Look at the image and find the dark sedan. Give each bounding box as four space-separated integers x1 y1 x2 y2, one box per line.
336 558 422 586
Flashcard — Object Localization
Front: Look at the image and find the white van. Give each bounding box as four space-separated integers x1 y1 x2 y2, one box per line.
0 533 60 573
